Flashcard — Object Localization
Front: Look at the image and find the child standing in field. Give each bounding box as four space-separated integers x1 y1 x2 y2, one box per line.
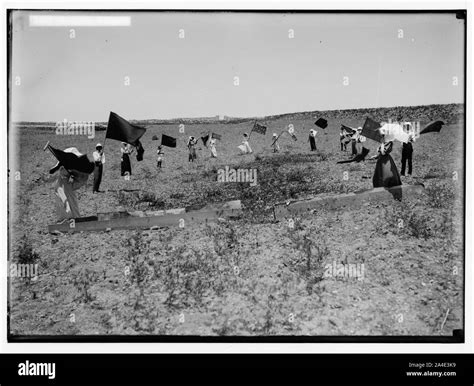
156 145 164 169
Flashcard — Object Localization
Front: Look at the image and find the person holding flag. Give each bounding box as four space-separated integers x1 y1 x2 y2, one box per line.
92 143 105 193
156 145 164 169
360 117 402 194
340 128 348 151
105 112 147 178
239 133 253 154
45 144 94 222
200 132 219 158
288 125 298 141
271 133 280 153
354 127 367 155
187 136 198 162
372 138 402 189
120 142 134 177
209 138 218 158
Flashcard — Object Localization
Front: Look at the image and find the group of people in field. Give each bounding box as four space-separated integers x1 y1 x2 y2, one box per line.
50 118 416 222
339 119 415 192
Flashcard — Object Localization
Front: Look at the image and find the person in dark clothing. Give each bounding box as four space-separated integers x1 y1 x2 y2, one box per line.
351 138 357 155
308 129 317 151
340 130 350 151
121 142 133 177
92 143 104 193
400 137 414 176
373 140 402 189
187 136 198 162
156 145 164 169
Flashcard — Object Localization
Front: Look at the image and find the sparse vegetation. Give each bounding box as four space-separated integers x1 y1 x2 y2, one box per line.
16 234 39 266
9 105 464 336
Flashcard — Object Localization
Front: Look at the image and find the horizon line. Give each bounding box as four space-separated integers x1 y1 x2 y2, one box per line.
12 101 464 124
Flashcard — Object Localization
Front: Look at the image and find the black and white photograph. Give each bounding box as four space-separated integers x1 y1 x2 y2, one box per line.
7 9 466 340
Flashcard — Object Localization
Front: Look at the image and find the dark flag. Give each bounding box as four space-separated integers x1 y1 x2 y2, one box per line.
106 112 147 161
252 122 267 135
315 118 328 129
201 134 210 146
341 124 356 135
211 132 222 140
361 117 383 143
161 134 177 148
106 112 146 146
47 145 95 174
420 120 444 135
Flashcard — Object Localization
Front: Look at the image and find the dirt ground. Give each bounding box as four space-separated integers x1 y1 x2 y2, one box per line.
8 106 464 337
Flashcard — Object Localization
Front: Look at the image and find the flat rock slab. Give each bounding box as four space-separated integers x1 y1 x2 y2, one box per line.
273 184 425 218
49 201 242 233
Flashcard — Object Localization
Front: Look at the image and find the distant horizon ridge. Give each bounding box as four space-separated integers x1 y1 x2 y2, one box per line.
14 102 464 124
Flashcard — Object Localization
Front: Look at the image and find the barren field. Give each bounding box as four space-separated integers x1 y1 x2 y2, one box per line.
8 105 464 337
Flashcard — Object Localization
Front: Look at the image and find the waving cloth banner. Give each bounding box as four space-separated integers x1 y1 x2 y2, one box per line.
252 122 267 135
47 145 95 174
106 112 146 161
361 117 383 143
161 134 177 148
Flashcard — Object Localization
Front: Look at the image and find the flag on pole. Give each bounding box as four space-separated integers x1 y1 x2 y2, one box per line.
211 132 222 140
271 130 285 147
201 134 210 146
314 118 328 129
341 124 357 136
361 117 383 143
420 120 444 135
252 122 267 135
106 112 147 161
106 112 146 145
161 134 177 148
47 145 95 174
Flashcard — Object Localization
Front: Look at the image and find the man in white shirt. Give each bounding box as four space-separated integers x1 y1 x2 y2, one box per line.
92 143 105 193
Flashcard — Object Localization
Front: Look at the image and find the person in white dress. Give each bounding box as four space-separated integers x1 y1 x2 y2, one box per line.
209 138 217 158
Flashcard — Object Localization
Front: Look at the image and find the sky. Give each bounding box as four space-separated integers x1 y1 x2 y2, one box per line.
10 11 465 122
